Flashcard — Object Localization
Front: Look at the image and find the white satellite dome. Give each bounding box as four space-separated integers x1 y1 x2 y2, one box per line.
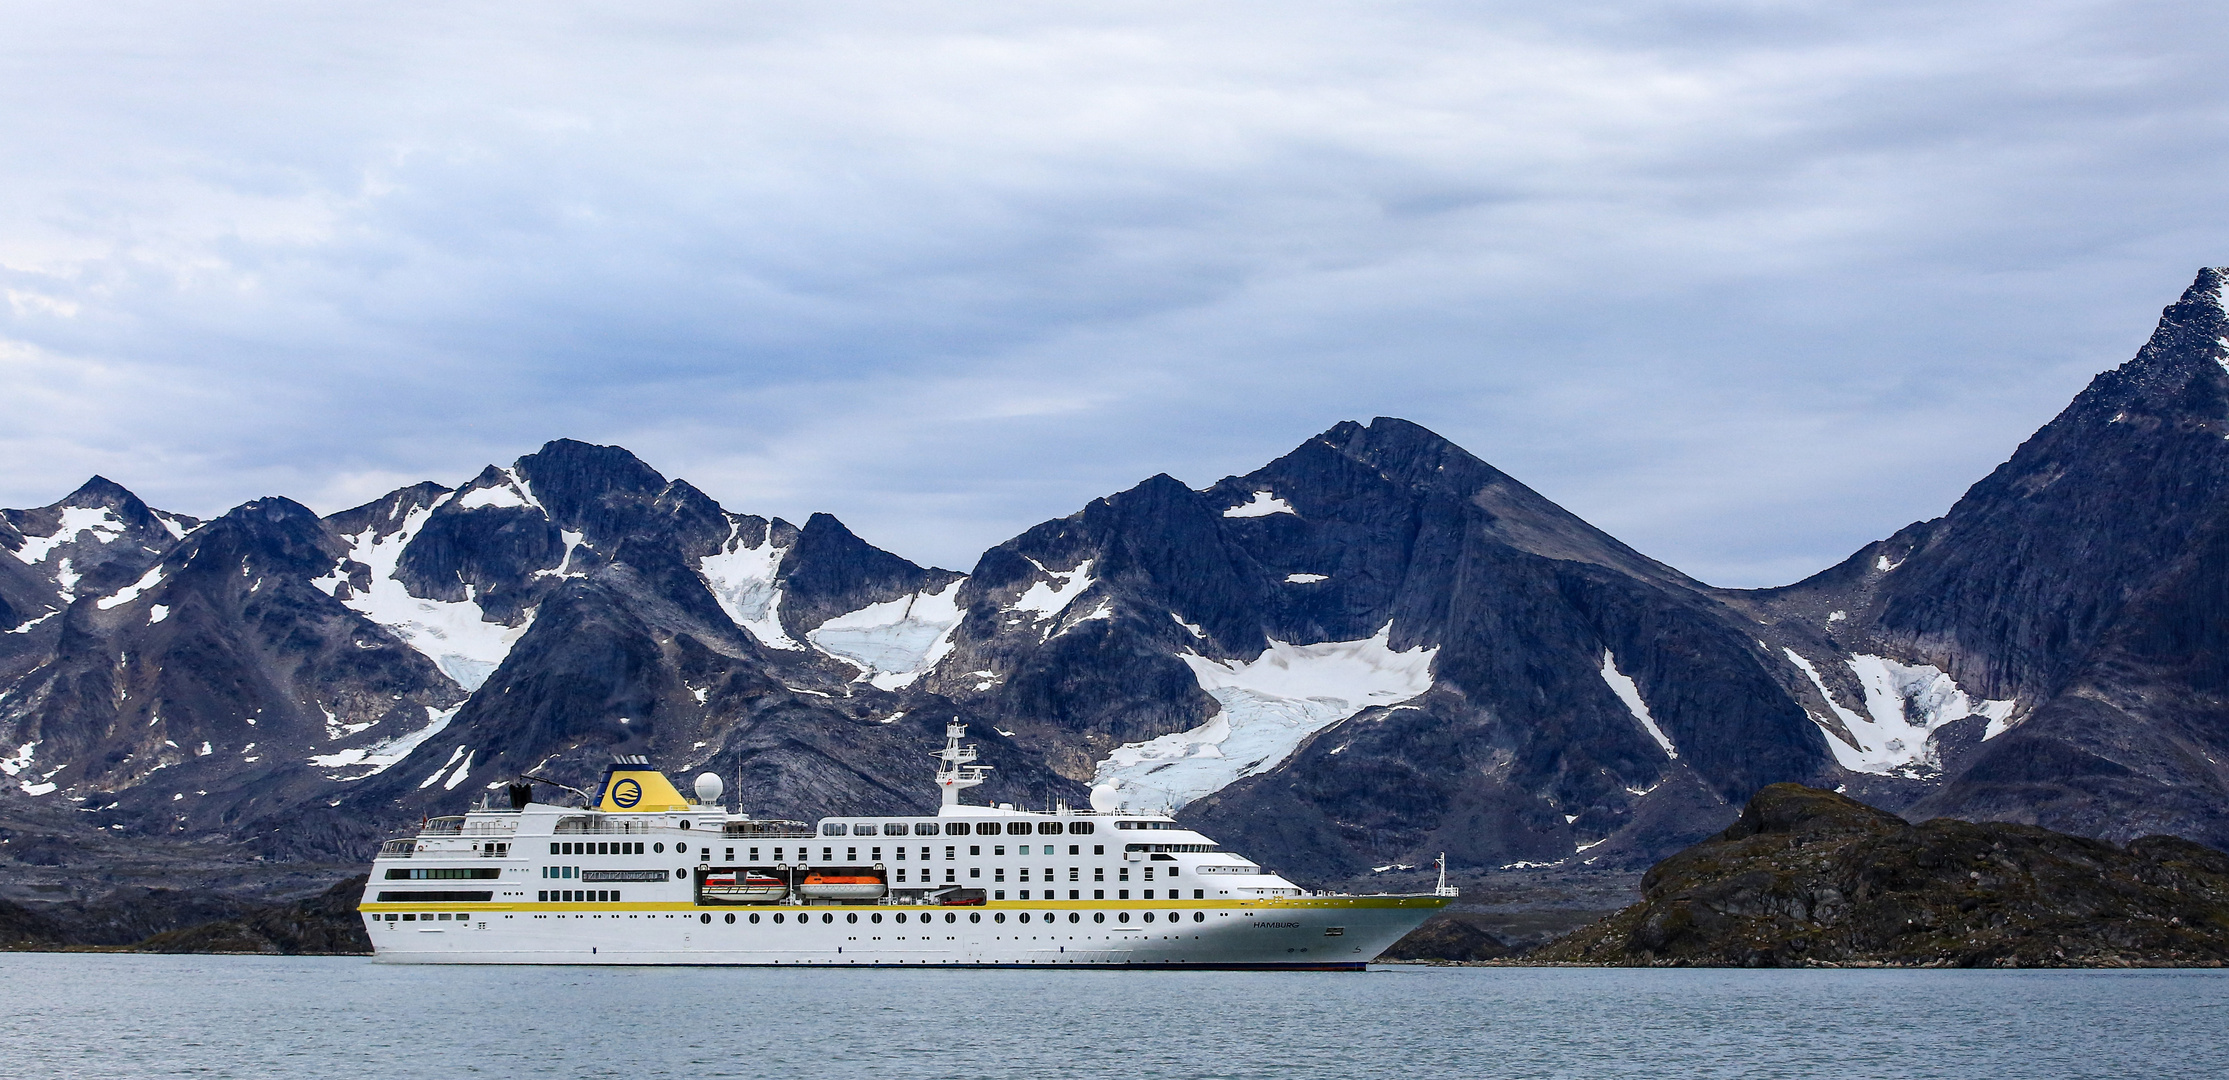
694 772 725 806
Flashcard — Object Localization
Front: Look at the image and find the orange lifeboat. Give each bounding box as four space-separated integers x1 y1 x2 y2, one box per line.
798 871 887 900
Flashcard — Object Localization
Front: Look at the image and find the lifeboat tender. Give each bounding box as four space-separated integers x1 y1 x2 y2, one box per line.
700 872 788 903
797 871 887 900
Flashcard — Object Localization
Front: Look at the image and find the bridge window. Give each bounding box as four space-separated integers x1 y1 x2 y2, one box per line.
853 824 878 836
822 823 847 836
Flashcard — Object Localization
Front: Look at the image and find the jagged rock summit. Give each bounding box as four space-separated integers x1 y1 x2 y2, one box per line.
5 268 2229 897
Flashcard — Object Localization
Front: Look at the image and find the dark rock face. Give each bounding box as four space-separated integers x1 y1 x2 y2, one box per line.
1534 784 2229 967
1379 912 1514 962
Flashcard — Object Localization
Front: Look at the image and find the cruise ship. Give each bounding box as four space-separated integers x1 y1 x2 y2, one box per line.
358 723 1453 968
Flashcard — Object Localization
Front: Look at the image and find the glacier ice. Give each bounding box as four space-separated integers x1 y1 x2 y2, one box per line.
808 580 966 690
699 522 802 651
1091 623 1436 811
312 508 532 692
1785 648 2014 776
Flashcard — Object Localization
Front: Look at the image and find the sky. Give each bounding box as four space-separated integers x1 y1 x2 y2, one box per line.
3 1 2226 587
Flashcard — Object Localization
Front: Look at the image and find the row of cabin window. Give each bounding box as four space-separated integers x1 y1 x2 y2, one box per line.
376 913 474 922
884 865 1177 884
701 909 1214 926
821 821 1100 837
552 841 701 856
730 843 1108 863
537 889 620 902
905 887 1207 900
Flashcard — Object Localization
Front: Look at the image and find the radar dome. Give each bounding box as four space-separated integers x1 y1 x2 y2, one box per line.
694 772 725 806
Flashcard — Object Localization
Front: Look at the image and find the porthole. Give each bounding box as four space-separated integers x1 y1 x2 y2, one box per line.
993 912 1006 924
725 913 736 924
969 912 982 924
944 912 957 924
654 842 665 853
822 913 834 924
1193 911 1205 922
674 869 686 880
700 913 711 924
1118 911 1131 924
894 912 907 924
679 821 691 830
1169 911 1180 922
750 913 761 924
1069 912 1081 923
773 913 785 924
871 913 883 924
1017 913 1030 924
847 913 859 924
1093 912 1106 924
1142 912 1155 923
675 843 688 854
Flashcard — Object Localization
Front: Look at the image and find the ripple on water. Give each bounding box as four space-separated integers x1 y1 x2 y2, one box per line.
1 956 2225 1080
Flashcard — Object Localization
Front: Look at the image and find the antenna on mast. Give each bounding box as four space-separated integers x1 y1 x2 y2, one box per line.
934 719 992 807
1434 852 1459 897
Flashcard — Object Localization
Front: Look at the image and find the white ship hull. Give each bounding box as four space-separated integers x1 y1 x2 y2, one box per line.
361 735 1454 969
366 897 1444 969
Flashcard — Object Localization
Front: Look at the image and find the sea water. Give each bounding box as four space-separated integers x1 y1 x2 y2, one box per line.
0 955 2222 1079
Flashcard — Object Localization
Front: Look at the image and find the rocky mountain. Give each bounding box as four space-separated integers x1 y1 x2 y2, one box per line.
5 268 2229 897
1533 784 2229 967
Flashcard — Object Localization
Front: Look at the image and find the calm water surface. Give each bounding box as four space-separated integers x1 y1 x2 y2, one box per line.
1 955 2222 1079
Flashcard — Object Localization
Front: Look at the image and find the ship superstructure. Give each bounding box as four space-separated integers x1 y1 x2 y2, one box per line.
358 723 1451 967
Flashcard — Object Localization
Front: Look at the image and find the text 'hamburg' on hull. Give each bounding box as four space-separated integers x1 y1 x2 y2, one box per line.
359 722 1452 967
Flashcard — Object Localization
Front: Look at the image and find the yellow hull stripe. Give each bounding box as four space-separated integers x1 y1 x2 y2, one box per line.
359 895 1451 914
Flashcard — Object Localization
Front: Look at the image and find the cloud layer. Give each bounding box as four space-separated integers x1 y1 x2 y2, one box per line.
4 1 2226 585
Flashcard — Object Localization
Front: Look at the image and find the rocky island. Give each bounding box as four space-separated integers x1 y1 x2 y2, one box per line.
1530 784 2229 967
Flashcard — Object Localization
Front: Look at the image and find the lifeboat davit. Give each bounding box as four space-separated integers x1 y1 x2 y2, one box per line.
797 872 887 900
700 872 789 903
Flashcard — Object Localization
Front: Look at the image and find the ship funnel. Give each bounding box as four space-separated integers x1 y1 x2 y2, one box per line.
507 782 533 810
694 772 725 806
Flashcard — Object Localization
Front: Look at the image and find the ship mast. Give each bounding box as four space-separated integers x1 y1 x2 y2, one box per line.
934 720 993 806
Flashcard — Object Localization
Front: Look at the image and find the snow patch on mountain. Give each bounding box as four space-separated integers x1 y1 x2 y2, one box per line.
699 523 801 650
808 579 966 690
309 705 460 779
1223 491 1296 518
11 506 126 564
1091 624 1436 811
96 564 166 610
452 467 543 512
314 509 532 691
1600 651 1675 758
1284 573 1328 584
1012 559 1093 623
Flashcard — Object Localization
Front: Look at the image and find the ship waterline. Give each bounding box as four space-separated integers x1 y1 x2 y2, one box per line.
359 722 1452 968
